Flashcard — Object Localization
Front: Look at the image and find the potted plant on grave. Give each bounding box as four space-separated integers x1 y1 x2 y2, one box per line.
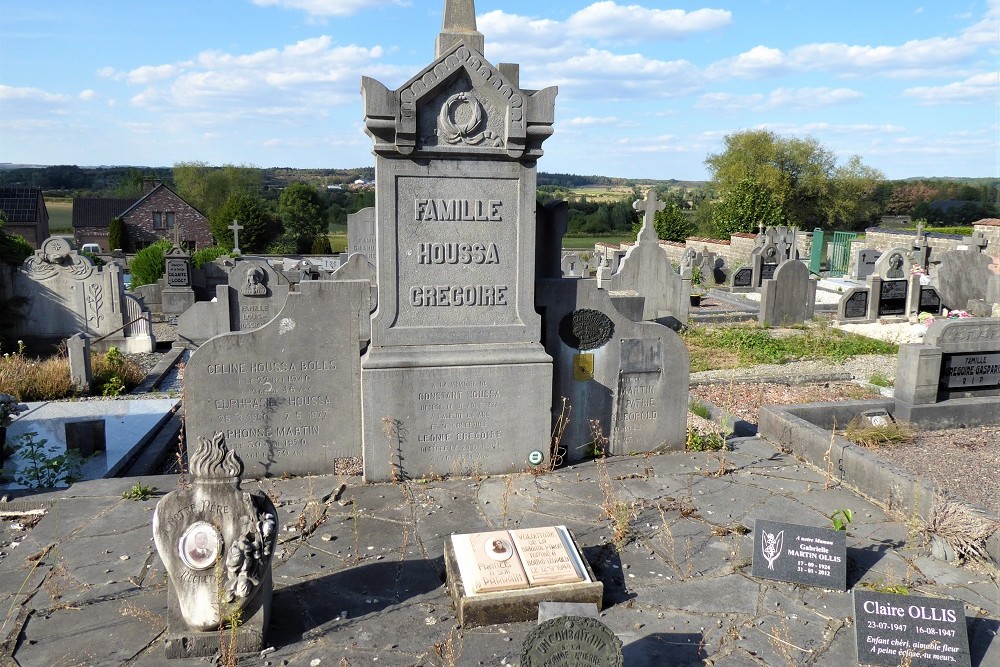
690 267 706 306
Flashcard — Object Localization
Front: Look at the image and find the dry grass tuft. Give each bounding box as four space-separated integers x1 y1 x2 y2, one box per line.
844 416 916 449
925 500 1000 564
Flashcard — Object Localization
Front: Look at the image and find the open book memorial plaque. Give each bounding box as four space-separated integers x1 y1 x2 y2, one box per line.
445 525 603 627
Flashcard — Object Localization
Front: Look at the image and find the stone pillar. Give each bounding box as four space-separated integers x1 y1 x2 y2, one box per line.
894 344 943 406
67 333 92 394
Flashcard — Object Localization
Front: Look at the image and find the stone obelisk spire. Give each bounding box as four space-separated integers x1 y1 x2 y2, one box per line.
436 0 484 57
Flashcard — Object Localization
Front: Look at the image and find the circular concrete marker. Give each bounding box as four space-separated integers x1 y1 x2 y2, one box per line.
521 616 623 667
528 450 544 466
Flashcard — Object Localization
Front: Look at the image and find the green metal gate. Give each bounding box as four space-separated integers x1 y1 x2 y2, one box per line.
809 228 824 275
829 231 857 277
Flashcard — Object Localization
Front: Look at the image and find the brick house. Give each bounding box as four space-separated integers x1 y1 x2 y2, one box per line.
0 186 50 249
73 181 213 252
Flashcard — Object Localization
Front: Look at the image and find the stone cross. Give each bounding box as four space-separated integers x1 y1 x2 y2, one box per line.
229 219 243 254
172 218 182 247
633 190 665 243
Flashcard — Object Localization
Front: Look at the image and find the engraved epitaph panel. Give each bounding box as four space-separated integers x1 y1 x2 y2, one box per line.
185 281 367 477
843 290 870 319
751 519 846 590
878 280 908 317
853 591 971 667
940 352 1000 388
508 526 585 586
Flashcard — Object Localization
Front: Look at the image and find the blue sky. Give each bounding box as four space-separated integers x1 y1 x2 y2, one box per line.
2 1 997 180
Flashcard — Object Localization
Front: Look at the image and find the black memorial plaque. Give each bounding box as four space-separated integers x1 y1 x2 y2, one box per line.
877 280 907 316
733 267 753 288
853 590 971 667
940 352 1000 389
751 519 846 590
919 287 941 314
165 259 191 287
844 291 869 319
760 263 777 281
521 616 623 667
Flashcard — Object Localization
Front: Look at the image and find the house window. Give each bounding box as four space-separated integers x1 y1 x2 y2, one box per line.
152 212 163 229
166 212 176 229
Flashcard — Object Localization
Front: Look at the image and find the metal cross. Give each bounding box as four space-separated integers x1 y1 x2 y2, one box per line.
229 219 243 254
633 190 665 242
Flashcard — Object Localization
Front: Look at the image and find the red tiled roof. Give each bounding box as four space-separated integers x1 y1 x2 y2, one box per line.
973 218 1000 227
687 237 731 245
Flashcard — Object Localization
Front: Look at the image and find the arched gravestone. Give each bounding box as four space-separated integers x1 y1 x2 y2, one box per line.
759 260 816 326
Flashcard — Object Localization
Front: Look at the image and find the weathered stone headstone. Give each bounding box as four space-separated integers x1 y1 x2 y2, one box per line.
332 252 378 315
758 260 816 326
877 279 907 317
851 248 881 280
184 280 369 477
347 207 376 260
561 252 583 278
14 237 154 352
751 519 847 590
153 433 278 658
359 3 557 481
732 266 753 289
917 286 942 314
162 245 195 315
934 250 1000 312
537 278 688 463
521 616 623 667
609 191 689 324
230 259 290 332
750 226 798 288
852 590 971 667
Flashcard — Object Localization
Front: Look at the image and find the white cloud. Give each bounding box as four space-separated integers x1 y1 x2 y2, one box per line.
565 116 622 126
697 87 861 111
904 72 999 104
249 0 402 18
566 2 731 41
0 85 68 103
705 46 788 80
79 89 98 101
127 64 181 85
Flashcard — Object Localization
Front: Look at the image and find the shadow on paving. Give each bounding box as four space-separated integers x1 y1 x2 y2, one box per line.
268 556 445 646
623 632 705 666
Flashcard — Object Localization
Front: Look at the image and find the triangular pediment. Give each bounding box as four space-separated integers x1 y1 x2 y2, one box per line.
362 41 556 161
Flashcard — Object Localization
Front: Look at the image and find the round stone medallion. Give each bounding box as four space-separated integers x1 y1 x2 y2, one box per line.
521 616 623 667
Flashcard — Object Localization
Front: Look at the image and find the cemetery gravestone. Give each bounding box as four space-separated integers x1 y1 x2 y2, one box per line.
347 207 377 260
561 252 583 278
162 245 195 315
230 260 290 331
751 519 846 590
184 280 369 477
852 249 881 280
934 250 1000 313
536 278 688 463
918 286 941 314
758 260 816 326
732 266 753 289
853 590 971 667
67 332 92 393
153 433 278 658
877 280 907 316
359 6 557 481
520 616 623 667
609 191 689 324
839 289 870 321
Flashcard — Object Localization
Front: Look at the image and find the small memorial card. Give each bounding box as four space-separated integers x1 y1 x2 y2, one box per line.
751 519 847 590
853 590 971 667
451 526 588 596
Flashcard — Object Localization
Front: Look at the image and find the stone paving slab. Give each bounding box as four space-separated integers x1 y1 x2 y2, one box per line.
0 437 995 667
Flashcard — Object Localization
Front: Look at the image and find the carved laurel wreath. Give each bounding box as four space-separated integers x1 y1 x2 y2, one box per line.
438 92 486 145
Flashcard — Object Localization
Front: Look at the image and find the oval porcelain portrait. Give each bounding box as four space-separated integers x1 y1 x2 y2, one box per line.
178 521 221 570
485 537 514 562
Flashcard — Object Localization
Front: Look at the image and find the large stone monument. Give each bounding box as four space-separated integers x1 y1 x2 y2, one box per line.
152 433 278 658
359 0 557 480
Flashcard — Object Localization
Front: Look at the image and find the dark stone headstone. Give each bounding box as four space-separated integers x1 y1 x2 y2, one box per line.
940 352 1000 389
844 291 869 319
759 263 777 281
878 280 908 317
918 287 941 314
733 267 753 288
750 519 846 590
852 590 971 667
520 616 623 667
65 419 106 457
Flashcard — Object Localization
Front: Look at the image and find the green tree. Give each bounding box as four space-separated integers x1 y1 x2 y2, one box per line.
712 177 785 237
278 183 328 253
172 162 263 219
210 192 281 253
130 238 173 288
653 199 693 242
705 130 883 229
311 235 333 254
108 216 127 251
826 156 887 230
